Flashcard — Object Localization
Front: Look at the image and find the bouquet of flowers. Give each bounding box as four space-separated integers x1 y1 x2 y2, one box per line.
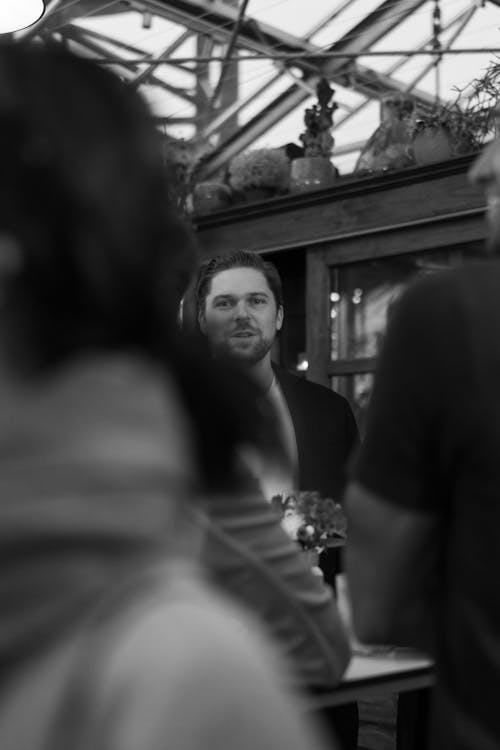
271 491 347 551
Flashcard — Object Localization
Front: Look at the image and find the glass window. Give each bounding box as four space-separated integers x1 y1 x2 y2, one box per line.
332 373 374 437
329 243 486 431
329 245 484 362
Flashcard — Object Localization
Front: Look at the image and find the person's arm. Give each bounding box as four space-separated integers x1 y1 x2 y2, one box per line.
202 495 351 687
345 481 438 652
96 585 336 750
345 277 463 655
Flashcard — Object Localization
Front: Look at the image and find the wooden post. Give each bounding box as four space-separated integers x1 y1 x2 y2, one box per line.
306 249 330 386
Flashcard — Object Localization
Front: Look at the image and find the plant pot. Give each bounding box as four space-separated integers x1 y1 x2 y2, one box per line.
289 156 336 194
413 126 453 165
192 182 232 214
242 186 278 203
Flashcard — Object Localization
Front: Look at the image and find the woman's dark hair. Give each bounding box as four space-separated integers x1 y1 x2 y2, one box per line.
195 250 284 319
0 43 197 374
172 348 288 495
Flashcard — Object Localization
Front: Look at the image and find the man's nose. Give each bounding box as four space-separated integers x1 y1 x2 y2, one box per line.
235 300 251 318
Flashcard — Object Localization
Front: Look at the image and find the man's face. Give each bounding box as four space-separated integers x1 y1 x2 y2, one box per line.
469 137 500 254
199 267 283 367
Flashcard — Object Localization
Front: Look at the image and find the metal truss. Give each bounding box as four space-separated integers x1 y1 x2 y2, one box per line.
22 0 494 174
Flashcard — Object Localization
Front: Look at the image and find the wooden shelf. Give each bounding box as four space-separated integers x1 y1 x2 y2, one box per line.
193 154 486 260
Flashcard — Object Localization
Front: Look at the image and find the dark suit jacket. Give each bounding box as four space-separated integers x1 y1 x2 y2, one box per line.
274 367 360 749
275 367 360 500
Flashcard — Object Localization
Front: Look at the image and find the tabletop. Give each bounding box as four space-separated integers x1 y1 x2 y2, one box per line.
306 648 434 708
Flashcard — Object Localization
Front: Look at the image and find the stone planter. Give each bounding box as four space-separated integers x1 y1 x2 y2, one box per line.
289 156 336 194
413 126 453 166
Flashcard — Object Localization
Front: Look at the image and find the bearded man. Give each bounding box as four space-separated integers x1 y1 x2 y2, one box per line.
196 250 360 750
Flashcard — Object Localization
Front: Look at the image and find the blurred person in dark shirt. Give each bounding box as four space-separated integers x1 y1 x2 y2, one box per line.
345 125 500 749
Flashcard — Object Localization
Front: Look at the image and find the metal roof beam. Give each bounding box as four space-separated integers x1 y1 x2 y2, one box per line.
62 25 196 102
70 22 194 72
141 0 434 174
131 0 321 54
332 5 474 132
42 0 124 34
305 0 358 41
319 0 428 77
129 29 193 87
52 0 435 111
50 0 441 175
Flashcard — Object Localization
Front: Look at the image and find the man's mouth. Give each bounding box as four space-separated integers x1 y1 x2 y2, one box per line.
232 329 257 337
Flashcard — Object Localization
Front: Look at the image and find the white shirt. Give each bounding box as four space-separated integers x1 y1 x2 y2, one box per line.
260 375 299 501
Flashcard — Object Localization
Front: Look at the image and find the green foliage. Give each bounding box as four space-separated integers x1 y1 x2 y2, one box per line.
408 59 500 156
228 148 290 191
407 102 488 155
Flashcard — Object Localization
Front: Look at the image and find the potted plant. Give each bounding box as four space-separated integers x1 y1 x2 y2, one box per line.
162 135 214 215
408 102 486 166
192 180 232 214
228 147 290 202
407 59 500 167
290 78 338 193
355 94 415 174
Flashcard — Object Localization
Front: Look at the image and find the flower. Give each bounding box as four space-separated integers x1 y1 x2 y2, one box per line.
271 491 347 551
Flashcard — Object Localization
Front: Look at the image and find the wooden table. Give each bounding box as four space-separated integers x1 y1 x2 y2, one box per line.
307 649 434 709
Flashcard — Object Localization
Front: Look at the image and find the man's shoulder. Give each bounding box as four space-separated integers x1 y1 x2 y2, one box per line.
274 367 348 410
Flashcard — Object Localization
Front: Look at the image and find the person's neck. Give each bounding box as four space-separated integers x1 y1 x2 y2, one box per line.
245 355 274 392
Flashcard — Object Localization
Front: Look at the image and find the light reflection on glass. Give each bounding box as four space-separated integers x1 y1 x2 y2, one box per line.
328 243 486 427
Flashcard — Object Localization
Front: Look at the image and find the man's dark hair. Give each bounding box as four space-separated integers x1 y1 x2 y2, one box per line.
195 250 283 317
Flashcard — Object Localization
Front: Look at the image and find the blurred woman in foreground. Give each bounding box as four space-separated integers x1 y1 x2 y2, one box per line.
0 43 333 750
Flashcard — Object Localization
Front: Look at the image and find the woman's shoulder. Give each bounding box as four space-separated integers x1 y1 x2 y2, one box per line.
93 566 331 750
99 562 286 691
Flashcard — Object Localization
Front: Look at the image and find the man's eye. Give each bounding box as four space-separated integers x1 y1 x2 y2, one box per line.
251 297 266 305
215 300 231 308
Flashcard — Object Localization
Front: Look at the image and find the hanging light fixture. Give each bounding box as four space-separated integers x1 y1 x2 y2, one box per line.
0 1 45 34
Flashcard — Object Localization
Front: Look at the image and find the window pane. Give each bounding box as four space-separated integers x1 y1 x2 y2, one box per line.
329 244 484 361
331 373 375 437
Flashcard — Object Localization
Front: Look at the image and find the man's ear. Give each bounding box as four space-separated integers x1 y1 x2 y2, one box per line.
198 310 207 334
276 305 284 331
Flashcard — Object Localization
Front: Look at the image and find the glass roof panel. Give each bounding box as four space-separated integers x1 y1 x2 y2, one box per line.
237 70 299 122
238 57 279 99
309 0 386 48
359 0 500 105
76 11 185 55
251 93 316 149
246 0 343 38
43 0 500 177
141 83 194 122
333 99 381 143
334 150 362 176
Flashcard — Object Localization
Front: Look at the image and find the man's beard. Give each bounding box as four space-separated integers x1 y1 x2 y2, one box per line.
213 332 273 368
